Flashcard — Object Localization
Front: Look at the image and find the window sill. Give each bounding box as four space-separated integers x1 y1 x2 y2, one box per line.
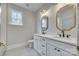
8 23 23 26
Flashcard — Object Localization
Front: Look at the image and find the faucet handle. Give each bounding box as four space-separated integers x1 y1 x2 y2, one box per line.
66 34 71 38
58 34 61 37
61 30 65 37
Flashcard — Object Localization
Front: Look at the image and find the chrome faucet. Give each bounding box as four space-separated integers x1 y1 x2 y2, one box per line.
66 34 71 38
62 30 65 37
58 30 65 37
58 30 71 38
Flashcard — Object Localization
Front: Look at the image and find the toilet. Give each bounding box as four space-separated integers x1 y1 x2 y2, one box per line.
27 40 34 48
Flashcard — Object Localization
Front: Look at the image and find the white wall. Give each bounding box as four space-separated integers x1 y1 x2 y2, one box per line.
0 4 8 55
1 4 7 44
36 3 77 39
77 4 79 46
7 4 36 47
0 24 1 40
0 4 1 40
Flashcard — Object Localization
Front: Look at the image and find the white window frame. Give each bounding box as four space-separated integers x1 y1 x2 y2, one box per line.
10 9 23 26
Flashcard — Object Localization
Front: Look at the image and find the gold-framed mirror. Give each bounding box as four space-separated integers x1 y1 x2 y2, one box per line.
56 4 76 31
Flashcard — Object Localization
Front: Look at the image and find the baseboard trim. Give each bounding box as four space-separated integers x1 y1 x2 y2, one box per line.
7 42 28 51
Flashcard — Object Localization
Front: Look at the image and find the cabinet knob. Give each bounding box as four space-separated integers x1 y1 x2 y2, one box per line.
54 48 57 50
54 48 60 52
57 50 60 52
42 45 45 47
42 39 45 41
42 52 45 55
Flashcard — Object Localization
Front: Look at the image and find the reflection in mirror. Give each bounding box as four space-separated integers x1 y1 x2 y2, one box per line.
63 17 74 30
56 4 76 31
41 16 48 34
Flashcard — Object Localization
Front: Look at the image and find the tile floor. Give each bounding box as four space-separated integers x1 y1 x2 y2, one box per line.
4 46 40 56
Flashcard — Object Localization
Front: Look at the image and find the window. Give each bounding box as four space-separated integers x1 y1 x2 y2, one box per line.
11 9 23 25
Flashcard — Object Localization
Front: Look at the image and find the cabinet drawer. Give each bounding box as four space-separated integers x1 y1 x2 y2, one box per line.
41 37 46 41
41 38 46 41
41 49 46 56
41 37 46 49
41 44 46 47
41 38 46 45
47 39 77 55
41 46 46 52
41 44 46 55
34 35 40 39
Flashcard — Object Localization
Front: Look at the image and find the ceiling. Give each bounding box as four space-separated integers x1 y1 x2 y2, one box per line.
14 3 44 12
14 3 56 12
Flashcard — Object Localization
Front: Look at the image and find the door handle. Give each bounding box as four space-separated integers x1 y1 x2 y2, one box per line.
42 45 45 47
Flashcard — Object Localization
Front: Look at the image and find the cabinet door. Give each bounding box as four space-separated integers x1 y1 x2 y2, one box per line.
34 36 38 51
47 44 61 56
38 37 41 54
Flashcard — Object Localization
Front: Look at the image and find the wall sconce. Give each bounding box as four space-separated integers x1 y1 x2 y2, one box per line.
40 9 47 17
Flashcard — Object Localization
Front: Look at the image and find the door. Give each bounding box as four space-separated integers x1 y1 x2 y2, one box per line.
0 3 7 56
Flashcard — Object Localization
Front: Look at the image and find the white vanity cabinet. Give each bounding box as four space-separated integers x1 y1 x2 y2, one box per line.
34 34 77 56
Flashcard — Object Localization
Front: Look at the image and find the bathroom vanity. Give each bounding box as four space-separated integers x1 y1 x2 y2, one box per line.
34 34 77 56
34 4 78 56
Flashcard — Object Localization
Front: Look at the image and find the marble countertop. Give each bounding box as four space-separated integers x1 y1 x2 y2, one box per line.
34 34 77 46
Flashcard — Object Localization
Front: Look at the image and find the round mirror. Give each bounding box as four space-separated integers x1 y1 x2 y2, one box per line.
56 4 76 31
41 16 48 34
